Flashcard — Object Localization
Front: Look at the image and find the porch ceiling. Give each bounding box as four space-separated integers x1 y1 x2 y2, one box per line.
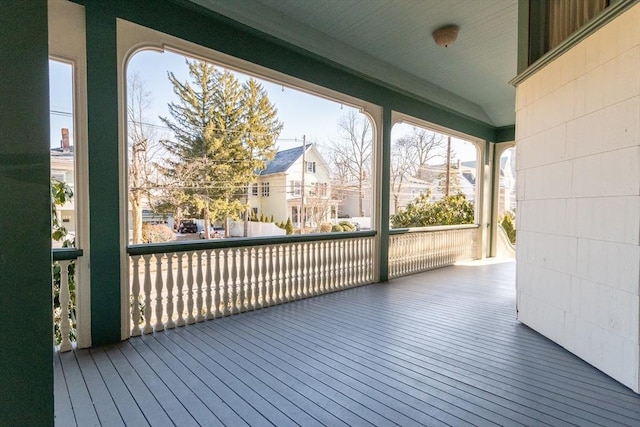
189 0 518 128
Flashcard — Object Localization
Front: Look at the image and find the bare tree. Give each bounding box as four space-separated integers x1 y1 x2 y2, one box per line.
390 140 416 213
390 126 449 210
396 127 446 180
127 72 164 243
328 110 372 216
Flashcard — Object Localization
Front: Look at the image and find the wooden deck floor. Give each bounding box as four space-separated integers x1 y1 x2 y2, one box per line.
55 260 640 426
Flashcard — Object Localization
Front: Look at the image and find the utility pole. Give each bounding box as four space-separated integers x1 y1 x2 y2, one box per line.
445 135 451 197
300 135 306 234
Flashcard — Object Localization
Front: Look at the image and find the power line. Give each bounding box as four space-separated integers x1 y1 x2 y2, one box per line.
50 109 73 118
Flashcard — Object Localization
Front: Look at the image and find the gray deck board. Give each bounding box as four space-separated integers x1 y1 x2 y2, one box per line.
88 347 150 427
58 350 100 427
55 260 640 426
53 352 77 427
74 349 124 427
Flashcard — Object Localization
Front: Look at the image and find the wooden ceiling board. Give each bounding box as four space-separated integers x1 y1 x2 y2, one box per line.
191 0 517 127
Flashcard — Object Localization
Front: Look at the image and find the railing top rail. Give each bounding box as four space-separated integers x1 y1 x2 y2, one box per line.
389 223 479 235
128 230 377 256
52 247 84 261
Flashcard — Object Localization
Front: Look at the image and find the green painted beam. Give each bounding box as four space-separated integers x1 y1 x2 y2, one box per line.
379 108 392 282
85 1 122 346
495 125 516 143
0 1 53 425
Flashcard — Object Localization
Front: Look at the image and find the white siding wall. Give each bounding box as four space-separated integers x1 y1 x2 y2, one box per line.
515 5 640 391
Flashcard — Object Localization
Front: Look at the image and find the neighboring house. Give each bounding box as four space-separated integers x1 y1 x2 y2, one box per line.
50 146 76 240
461 154 516 218
249 144 338 229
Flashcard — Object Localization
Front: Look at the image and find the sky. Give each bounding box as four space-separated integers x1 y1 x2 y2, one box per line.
48 50 477 161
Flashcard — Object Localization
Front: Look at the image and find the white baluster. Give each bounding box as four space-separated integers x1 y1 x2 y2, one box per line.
261 245 268 306
165 254 175 329
175 253 185 326
142 254 153 334
253 246 262 308
284 244 293 302
154 253 165 332
273 246 281 305
238 248 246 313
186 252 195 324
302 242 313 298
58 260 72 352
309 242 320 296
213 250 222 318
293 244 300 300
205 250 213 319
323 240 329 292
195 250 204 322
328 240 334 290
267 246 274 305
222 249 230 316
246 247 255 311
350 239 356 286
230 248 238 314
130 255 142 336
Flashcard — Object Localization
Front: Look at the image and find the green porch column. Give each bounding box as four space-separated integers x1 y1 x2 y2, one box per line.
0 1 53 425
378 108 392 282
85 2 122 345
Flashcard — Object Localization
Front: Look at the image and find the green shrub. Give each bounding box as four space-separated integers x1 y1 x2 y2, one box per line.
285 217 294 235
332 224 344 232
500 211 516 244
339 220 356 232
391 191 474 228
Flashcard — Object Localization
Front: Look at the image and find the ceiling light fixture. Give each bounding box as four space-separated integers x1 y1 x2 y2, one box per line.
432 24 459 48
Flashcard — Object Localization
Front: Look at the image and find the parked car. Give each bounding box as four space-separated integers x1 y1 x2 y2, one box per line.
199 225 224 239
178 220 198 234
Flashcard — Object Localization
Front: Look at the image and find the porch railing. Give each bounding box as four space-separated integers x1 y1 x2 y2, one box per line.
388 224 479 279
127 231 376 336
52 247 83 352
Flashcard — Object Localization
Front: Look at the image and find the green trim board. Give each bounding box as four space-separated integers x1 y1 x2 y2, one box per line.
84 2 122 346
0 1 53 425
53 248 85 261
128 231 377 256
495 125 516 143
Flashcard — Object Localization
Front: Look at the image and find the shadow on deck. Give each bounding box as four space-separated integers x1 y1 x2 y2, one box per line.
55 259 640 426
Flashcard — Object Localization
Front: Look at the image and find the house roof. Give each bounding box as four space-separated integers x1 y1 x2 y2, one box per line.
260 144 312 175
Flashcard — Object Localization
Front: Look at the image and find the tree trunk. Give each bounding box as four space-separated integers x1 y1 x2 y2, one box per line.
131 194 143 244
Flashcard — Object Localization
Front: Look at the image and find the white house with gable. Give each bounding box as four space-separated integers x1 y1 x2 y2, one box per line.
249 144 337 229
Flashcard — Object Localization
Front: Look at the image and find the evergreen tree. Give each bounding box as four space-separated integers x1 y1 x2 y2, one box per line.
159 60 282 236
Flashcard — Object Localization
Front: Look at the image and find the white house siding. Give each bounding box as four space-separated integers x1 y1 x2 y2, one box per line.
515 5 640 391
249 174 288 221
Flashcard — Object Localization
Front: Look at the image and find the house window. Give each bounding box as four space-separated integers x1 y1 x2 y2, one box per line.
320 183 327 197
252 183 258 196
291 206 299 223
528 0 609 65
262 182 270 197
290 180 301 196
306 161 316 173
